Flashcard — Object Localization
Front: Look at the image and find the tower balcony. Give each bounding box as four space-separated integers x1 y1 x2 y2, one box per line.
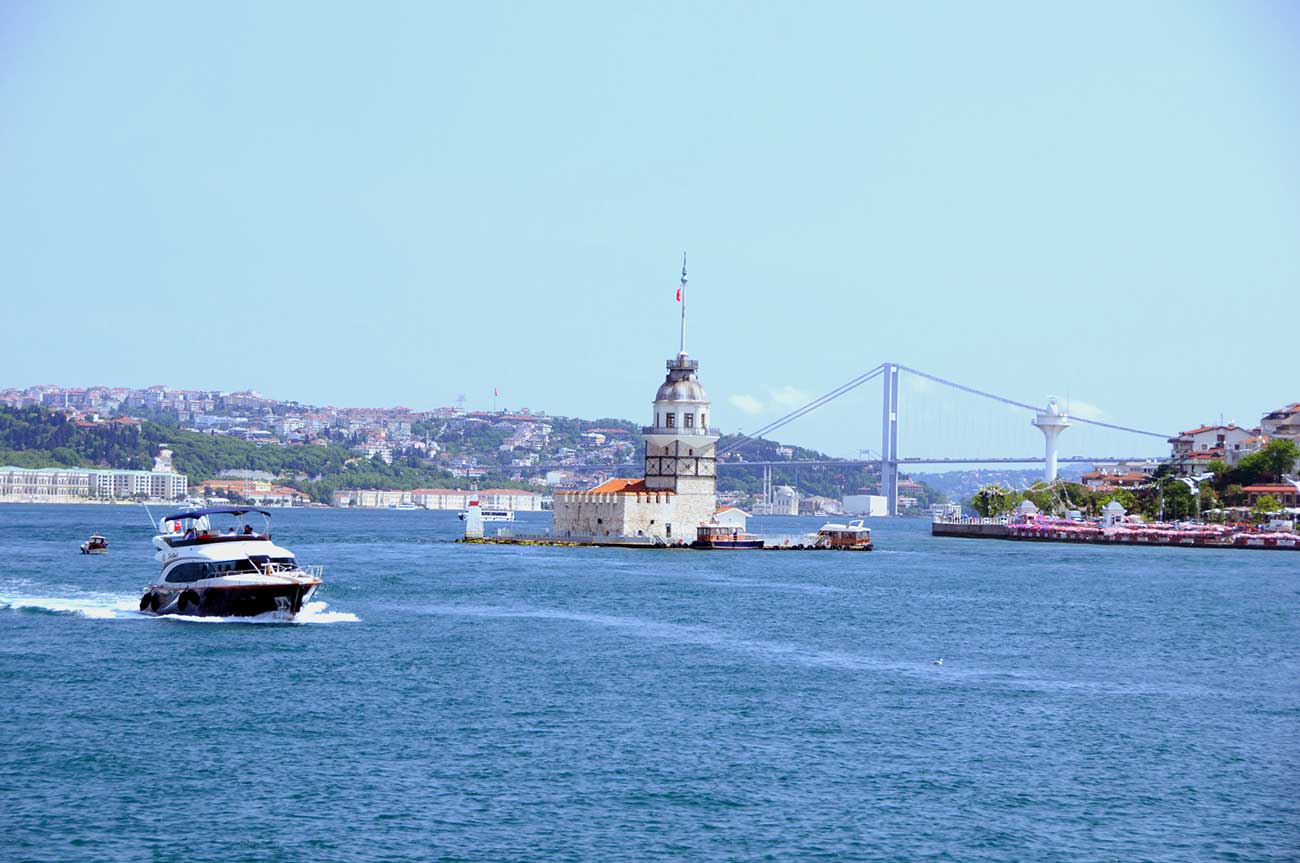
642 424 720 437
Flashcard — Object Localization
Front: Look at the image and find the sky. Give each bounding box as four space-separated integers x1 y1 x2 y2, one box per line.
2 1 1297 460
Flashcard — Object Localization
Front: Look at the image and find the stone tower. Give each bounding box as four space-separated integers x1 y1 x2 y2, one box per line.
643 353 718 494
641 256 718 527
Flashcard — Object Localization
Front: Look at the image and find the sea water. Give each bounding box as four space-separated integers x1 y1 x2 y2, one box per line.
1 504 1297 862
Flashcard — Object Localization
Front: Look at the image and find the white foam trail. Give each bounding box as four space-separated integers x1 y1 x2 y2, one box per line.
163 600 359 625
296 600 360 623
0 594 140 619
0 595 357 624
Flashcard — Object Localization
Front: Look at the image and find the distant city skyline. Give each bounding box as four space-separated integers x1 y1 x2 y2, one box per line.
2 2 1296 459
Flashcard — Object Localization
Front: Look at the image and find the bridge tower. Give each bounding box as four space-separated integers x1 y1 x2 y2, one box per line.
1031 398 1071 482
880 363 899 515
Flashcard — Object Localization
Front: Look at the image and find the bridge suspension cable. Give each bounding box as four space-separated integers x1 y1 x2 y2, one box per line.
719 364 885 456
895 364 1171 440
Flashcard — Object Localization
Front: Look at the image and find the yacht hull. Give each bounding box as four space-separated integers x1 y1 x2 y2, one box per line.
140 582 320 618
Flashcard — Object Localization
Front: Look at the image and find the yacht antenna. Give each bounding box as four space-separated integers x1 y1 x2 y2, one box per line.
141 502 158 531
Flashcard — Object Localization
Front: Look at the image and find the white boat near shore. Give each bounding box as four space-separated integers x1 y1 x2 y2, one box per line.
458 508 514 522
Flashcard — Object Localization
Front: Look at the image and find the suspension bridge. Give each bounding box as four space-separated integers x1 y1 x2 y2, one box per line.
522 362 1173 516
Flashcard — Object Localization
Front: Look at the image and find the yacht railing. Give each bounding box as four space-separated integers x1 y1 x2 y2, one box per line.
256 562 323 579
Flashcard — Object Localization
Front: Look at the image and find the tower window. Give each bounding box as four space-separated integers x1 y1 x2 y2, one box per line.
665 413 675 428
701 413 706 428
684 413 694 428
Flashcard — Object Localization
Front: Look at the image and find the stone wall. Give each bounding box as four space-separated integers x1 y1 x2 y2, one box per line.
551 490 710 540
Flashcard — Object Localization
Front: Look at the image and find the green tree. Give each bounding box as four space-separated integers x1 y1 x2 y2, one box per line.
1159 479 1195 520
1096 488 1138 513
1251 494 1282 517
1198 481 1220 513
1258 439 1300 481
1223 484 1245 506
970 484 1017 517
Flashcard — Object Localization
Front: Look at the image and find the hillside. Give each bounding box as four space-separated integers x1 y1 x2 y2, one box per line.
0 405 942 506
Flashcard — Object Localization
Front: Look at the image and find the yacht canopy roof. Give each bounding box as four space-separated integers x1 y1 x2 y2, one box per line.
163 505 272 521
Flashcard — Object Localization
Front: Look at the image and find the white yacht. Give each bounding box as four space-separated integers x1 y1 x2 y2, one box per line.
141 506 322 618
457 508 514 522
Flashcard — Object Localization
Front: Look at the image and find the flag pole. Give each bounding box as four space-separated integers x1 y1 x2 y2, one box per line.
678 252 687 356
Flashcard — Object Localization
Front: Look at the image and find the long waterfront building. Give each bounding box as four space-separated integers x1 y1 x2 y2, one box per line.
0 466 188 502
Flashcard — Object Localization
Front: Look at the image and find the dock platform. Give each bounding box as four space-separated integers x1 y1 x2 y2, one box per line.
932 518 1300 551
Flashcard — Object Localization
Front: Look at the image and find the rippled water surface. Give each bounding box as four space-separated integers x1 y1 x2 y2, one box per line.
2 504 1298 862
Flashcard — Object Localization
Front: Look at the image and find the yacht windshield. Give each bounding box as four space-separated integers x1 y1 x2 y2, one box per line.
161 509 271 540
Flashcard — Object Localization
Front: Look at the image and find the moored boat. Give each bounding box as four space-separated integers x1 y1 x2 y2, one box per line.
811 519 874 550
691 524 764 549
140 506 322 618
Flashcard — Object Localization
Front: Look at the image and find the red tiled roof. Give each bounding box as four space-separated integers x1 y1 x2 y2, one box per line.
579 478 665 494
1177 424 1246 436
1241 484 1299 493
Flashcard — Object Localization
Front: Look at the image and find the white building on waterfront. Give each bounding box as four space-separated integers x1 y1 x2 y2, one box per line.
0 466 188 502
331 487 546 511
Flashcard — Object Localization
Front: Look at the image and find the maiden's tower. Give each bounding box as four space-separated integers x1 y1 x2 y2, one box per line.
552 260 720 542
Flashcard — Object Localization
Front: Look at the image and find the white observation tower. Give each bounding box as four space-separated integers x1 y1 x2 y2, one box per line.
1031 398 1070 483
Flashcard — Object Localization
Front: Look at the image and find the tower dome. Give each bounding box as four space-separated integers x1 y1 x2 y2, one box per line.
646 354 713 435
654 356 709 403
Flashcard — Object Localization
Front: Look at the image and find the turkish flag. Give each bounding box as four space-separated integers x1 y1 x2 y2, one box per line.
676 287 682 302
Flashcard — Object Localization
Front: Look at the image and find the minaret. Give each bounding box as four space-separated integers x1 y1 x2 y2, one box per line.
641 256 719 527
1032 398 1070 483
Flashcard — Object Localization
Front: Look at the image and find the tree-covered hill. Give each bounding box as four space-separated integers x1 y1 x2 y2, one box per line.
0 406 156 470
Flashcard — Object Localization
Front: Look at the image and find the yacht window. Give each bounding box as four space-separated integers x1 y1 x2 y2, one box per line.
164 562 207 583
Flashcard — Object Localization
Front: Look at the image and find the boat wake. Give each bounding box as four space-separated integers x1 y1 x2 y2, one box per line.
0 595 358 624
0 593 137 619
163 600 359 625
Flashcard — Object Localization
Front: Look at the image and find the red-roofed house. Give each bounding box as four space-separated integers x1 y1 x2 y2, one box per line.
1168 424 1253 470
1241 484 1300 507
1261 403 1300 442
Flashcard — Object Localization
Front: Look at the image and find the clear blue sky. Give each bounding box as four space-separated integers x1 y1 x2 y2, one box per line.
2 2 1296 459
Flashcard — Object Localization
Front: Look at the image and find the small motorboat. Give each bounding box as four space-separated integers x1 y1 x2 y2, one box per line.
691 523 764 549
811 519 873 550
80 534 109 554
140 506 322 618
